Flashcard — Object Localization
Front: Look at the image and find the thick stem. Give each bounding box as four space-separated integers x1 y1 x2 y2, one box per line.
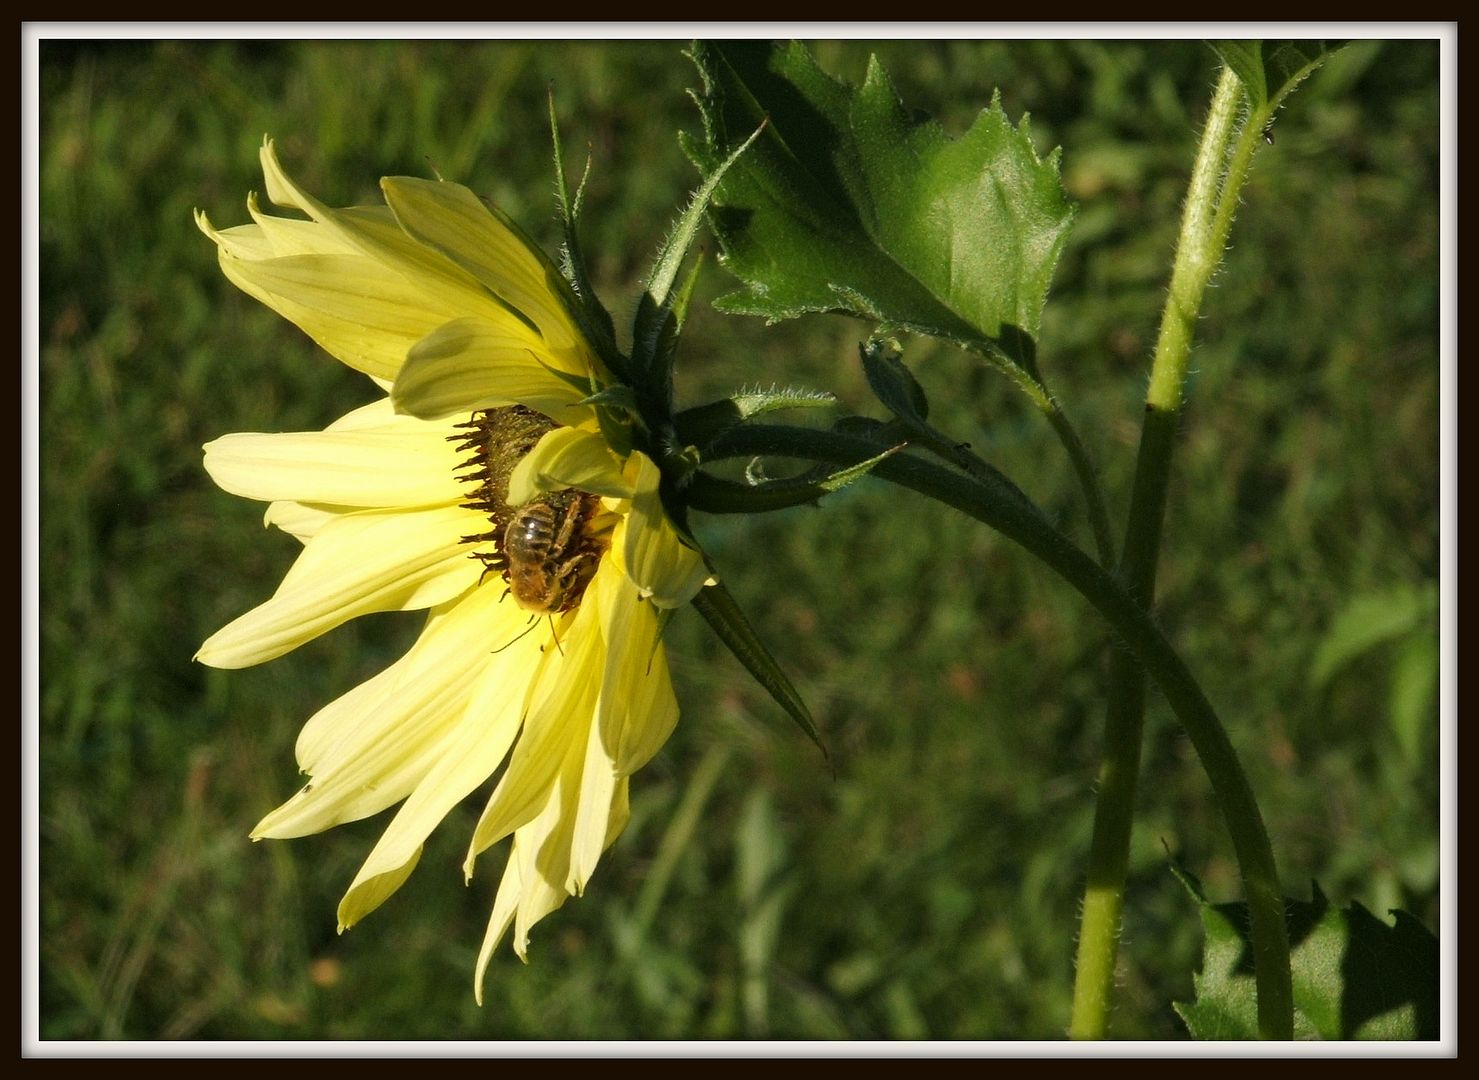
696 424 1293 1040
1070 64 1286 1039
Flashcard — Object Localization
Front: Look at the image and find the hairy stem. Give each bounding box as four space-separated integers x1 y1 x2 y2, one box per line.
695 422 1293 1040
1069 64 1293 1040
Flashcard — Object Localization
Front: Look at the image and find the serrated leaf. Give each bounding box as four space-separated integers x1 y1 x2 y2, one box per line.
685 41 1074 391
1173 871 1439 1040
1210 40 1346 116
690 579 825 756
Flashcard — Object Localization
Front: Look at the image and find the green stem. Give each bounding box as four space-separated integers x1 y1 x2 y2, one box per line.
1043 396 1117 567
696 423 1293 1040
1070 65 1283 1039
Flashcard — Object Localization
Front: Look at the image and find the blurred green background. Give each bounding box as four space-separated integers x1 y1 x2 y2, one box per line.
36 39 1441 1040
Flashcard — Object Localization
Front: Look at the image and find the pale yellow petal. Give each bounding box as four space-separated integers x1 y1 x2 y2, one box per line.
567 691 617 896
391 317 593 424
258 140 494 312
204 426 466 508
463 602 602 864
475 851 523 1002
262 500 342 544
292 660 398 775
214 250 464 381
380 175 586 357
195 504 487 669
254 585 517 837
513 769 579 958
506 427 634 506
334 596 542 928
337 847 423 934
593 565 680 777
617 453 710 608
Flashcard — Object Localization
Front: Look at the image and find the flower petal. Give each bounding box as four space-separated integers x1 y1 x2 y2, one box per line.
262 500 341 544
211 248 465 382
473 774 629 1003
204 424 466 509
195 503 487 669
258 139 492 312
254 584 523 838
618 453 711 608
391 316 593 424
380 175 588 359
463 597 604 866
506 427 635 506
567 692 618 896
594 567 679 777
335 597 542 929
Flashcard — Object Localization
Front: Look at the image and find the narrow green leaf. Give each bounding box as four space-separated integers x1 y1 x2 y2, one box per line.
647 120 765 311
674 385 837 450
814 442 905 493
690 580 824 755
548 89 617 356
630 122 766 414
685 441 902 514
1173 869 1439 1040
685 40 1075 390
577 384 639 413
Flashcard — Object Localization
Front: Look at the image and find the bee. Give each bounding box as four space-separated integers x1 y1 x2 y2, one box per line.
452 406 611 615
501 490 606 614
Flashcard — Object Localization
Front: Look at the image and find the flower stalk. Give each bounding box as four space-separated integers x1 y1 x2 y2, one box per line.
694 421 1292 1041
1069 64 1293 1040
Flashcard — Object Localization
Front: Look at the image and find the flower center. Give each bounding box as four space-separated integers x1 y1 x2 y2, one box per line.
451 406 611 614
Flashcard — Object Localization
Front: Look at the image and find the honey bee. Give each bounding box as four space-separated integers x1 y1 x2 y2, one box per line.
452 406 612 615
502 491 606 614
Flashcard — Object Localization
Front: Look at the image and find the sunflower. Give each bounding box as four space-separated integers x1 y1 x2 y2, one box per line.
196 138 710 999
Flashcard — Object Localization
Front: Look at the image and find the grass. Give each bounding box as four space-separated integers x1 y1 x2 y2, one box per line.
35 38 1440 1041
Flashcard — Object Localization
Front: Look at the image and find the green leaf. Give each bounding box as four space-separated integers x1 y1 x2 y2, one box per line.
1308 584 1437 692
1173 870 1439 1040
673 385 836 450
685 41 1075 394
1210 40 1346 117
548 91 619 365
685 441 903 515
631 120 767 410
1388 632 1438 767
690 580 826 757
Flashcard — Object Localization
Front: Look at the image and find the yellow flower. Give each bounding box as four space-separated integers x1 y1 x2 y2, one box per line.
196 138 708 1000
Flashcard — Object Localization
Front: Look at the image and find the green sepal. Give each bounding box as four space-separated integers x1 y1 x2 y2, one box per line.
630 120 767 408
1171 865 1438 1040
578 384 640 415
674 385 837 451
1209 40 1346 117
548 91 622 375
690 579 826 756
685 441 903 514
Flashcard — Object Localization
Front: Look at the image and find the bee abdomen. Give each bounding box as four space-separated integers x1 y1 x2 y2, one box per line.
505 503 559 565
